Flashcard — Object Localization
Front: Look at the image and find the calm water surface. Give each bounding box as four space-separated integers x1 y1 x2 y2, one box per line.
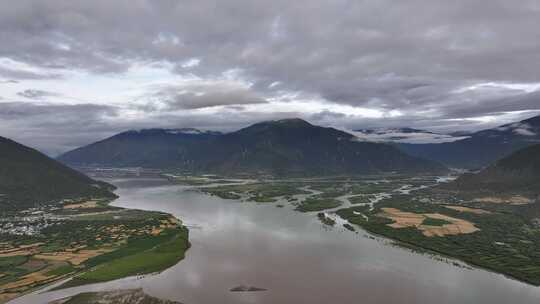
11 178 540 304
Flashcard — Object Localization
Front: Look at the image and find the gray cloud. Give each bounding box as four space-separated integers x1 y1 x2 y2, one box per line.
1 1 540 153
17 89 60 99
0 102 117 120
0 79 19 84
0 66 62 80
351 129 469 144
2 1 539 84
441 90 540 119
143 83 268 110
0 102 120 155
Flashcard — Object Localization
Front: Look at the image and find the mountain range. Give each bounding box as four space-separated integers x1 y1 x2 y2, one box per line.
58 118 447 176
0 136 117 211
3 115 539 209
397 115 540 169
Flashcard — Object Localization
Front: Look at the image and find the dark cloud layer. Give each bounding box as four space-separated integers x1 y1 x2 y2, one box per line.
143 83 268 110
0 102 119 155
1 1 540 153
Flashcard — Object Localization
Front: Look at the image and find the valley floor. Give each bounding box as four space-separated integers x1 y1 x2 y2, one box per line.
3 172 539 303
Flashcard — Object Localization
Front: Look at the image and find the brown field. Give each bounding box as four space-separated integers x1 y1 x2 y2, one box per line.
151 227 163 235
1 271 53 290
0 292 19 303
18 259 47 272
35 248 112 266
72 210 120 218
65 245 87 252
379 207 480 237
63 200 99 209
0 215 179 302
0 241 116 301
0 243 43 258
472 195 532 205
444 205 491 215
152 218 181 235
0 250 34 258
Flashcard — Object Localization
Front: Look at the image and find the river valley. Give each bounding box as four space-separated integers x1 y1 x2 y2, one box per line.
10 177 540 304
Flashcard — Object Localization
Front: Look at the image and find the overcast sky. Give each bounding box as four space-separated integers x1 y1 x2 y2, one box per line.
1 0 540 155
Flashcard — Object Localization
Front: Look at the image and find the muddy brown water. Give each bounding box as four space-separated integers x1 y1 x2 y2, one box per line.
10 178 540 304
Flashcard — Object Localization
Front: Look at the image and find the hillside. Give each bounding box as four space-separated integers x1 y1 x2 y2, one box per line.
58 128 220 168
449 143 540 194
0 136 117 211
58 119 447 176
398 115 540 169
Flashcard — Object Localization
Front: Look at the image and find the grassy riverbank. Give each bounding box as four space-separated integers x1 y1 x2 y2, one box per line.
0 199 190 303
58 226 189 289
337 195 540 286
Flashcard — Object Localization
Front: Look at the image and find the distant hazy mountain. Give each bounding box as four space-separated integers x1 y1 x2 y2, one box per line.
449 143 540 194
58 118 447 176
353 127 468 144
0 136 116 211
397 115 540 169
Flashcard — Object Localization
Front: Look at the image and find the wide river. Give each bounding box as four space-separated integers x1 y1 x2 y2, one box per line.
11 178 540 304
